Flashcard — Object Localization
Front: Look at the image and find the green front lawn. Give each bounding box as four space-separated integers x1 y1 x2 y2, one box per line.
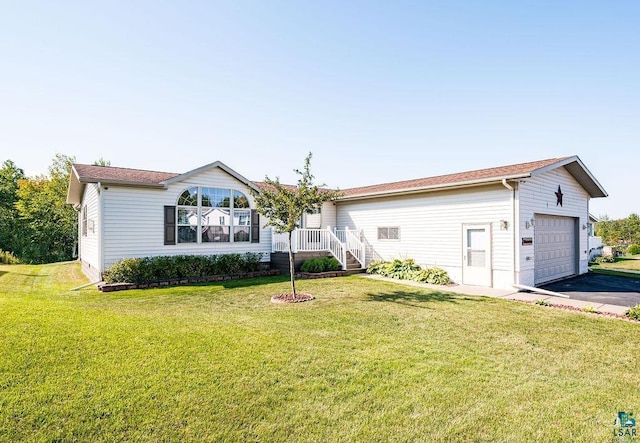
1 262 639 442
592 256 640 272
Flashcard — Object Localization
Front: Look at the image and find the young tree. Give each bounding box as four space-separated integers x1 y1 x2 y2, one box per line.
252 153 341 299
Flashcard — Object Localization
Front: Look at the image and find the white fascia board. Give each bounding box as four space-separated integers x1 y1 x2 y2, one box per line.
337 174 529 202
529 155 608 198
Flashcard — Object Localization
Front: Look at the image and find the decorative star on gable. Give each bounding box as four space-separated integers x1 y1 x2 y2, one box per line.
555 185 563 207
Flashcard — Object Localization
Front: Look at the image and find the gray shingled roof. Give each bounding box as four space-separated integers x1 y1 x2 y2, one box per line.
67 156 607 205
340 157 571 198
72 164 178 185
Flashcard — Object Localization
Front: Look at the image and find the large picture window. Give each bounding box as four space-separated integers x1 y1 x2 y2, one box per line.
176 187 251 243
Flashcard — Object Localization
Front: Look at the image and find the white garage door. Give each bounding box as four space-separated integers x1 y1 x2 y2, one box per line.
534 215 576 285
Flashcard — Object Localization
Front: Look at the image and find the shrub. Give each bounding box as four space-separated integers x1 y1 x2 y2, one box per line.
301 258 325 273
594 255 615 264
413 267 451 285
366 258 450 285
582 305 597 313
325 257 341 271
366 260 388 275
0 250 19 264
626 305 640 321
103 253 264 284
627 244 640 256
535 299 552 307
300 257 343 273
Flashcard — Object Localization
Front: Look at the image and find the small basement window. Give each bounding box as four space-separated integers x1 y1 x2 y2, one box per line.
377 226 399 240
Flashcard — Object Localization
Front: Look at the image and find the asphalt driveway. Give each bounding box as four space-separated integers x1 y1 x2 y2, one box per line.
540 273 640 307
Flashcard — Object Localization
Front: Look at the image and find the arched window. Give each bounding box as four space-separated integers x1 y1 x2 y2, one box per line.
176 187 252 243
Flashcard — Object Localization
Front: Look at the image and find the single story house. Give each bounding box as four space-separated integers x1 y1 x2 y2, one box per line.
67 155 607 289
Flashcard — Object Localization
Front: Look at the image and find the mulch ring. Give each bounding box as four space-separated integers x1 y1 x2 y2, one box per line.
271 293 315 303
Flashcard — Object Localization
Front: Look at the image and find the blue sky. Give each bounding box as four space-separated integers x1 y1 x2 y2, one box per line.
0 1 637 218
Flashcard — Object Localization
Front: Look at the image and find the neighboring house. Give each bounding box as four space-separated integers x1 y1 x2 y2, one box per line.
67 155 607 289
588 214 603 262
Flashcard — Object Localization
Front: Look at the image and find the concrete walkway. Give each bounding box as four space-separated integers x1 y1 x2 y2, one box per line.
359 274 629 316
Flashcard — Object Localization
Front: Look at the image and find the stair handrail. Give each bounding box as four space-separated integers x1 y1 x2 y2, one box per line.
325 228 347 270
344 227 365 268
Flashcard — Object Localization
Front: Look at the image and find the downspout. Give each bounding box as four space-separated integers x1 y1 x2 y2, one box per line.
98 182 104 280
502 179 517 286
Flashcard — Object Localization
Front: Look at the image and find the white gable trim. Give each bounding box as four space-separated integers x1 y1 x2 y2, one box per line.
529 156 607 198
162 161 262 193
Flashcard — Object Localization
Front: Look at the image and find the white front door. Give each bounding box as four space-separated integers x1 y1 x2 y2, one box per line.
462 224 492 287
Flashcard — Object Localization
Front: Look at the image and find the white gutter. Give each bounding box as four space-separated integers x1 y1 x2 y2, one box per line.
501 179 517 286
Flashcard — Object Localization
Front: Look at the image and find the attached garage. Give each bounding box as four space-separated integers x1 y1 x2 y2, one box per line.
534 214 577 285
335 155 608 289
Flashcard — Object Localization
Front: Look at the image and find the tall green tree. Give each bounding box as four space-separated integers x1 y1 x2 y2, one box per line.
93 157 111 166
596 213 640 247
15 154 77 263
252 153 341 298
0 160 26 254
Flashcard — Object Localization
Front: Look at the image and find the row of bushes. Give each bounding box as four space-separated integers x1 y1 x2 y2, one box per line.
0 250 19 265
628 244 640 256
366 258 450 285
103 253 264 284
300 257 342 273
592 255 616 264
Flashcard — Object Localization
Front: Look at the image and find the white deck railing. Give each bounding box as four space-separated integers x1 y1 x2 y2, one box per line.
272 227 363 270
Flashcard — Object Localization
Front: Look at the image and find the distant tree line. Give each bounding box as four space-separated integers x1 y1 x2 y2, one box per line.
595 214 640 247
0 154 78 263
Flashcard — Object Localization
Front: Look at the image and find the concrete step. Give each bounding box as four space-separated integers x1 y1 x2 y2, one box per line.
345 268 366 275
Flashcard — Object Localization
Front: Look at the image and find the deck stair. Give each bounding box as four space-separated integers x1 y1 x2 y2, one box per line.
345 252 365 274
272 227 365 272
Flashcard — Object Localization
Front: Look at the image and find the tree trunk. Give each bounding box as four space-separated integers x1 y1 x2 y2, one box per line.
288 230 296 297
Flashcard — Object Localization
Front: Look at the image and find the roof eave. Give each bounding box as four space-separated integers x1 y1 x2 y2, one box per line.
338 174 530 201
79 178 167 188
530 156 608 198
66 166 84 205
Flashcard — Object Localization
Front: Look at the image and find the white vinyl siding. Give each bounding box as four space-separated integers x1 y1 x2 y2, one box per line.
79 183 100 278
517 166 589 287
320 201 337 229
101 167 271 270
336 184 512 286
